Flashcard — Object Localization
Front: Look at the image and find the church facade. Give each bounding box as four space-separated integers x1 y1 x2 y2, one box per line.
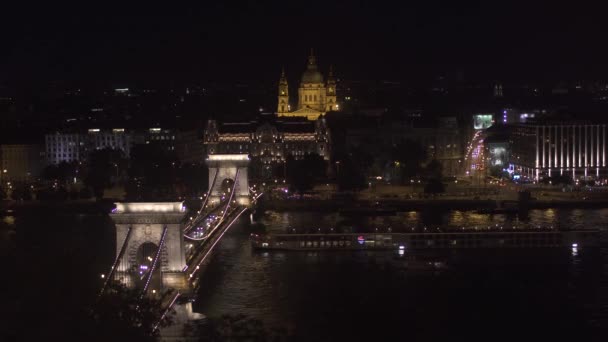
277 50 339 121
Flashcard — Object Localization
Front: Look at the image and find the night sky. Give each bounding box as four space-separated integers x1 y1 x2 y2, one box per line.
2 1 608 85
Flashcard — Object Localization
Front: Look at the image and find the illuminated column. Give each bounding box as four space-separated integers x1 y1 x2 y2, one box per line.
591 125 595 167
548 125 553 169
561 125 564 168
597 125 600 170
566 126 570 168
585 125 588 174
535 126 539 169
542 126 546 169
573 125 576 170
554 125 558 168
578 125 582 168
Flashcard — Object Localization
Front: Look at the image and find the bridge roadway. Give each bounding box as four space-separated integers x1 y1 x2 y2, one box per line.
185 205 248 289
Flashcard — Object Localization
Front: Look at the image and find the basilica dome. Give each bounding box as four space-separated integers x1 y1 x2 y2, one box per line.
301 69 324 84
301 52 324 84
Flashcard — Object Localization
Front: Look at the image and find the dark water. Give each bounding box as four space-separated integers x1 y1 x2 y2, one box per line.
3 208 608 340
194 209 608 341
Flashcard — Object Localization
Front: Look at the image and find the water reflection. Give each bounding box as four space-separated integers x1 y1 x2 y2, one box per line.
2 215 15 225
257 209 606 233
194 208 607 340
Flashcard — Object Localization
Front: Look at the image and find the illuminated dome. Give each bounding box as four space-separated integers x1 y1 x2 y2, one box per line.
301 52 324 84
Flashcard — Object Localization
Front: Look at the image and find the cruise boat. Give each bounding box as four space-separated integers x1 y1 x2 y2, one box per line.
250 228 600 251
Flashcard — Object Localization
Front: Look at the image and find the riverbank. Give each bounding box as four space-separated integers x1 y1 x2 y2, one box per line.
257 197 608 212
1 199 114 216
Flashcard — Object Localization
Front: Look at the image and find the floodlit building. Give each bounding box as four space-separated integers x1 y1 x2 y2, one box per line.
277 50 339 120
45 132 84 164
510 123 607 180
204 115 330 179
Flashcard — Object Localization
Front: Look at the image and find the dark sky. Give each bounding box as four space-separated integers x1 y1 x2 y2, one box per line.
2 1 608 86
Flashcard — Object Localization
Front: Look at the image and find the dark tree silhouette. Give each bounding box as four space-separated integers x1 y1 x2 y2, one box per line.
389 140 427 183
286 153 326 195
424 159 443 180
127 144 178 200
336 155 366 192
84 282 175 341
85 148 126 199
10 183 33 201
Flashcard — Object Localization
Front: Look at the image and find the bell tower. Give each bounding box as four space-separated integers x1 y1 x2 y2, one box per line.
325 65 338 112
277 67 289 115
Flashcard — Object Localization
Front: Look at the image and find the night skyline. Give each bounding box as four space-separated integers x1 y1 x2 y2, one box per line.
3 1 608 85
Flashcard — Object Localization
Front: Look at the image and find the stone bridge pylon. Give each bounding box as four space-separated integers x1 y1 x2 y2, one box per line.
206 154 250 206
109 202 189 292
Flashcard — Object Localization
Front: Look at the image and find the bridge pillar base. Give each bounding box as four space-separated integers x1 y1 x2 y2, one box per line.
162 272 189 291
208 195 222 207
236 195 250 206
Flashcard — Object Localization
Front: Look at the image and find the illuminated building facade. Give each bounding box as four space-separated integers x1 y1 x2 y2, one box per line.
45 129 132 164
277 50 339 120
510 123 608 180
45 128 204 165
204 116 330 178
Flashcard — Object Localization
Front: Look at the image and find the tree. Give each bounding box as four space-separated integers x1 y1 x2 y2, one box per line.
79 187 93 199
389 140 428 183
423 159 445 194
489 165 509 179
424 159 443 181
336 155 366 192
176 162 208 198
424 179 445 194
286 153 326 195
86 148 126 199
127 144 178 200
10 183 33 201
43 161 80 186
84 282 174 341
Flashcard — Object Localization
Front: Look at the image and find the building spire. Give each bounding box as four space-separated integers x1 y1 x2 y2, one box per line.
308 48 317 68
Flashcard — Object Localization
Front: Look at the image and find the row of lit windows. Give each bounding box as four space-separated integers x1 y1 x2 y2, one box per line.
150 135 176 140
304 94 318 102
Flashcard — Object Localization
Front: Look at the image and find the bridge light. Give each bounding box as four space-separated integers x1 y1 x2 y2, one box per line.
101 274 105 279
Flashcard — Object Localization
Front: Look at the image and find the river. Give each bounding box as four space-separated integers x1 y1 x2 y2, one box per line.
194 208 608 340
2 207 607 340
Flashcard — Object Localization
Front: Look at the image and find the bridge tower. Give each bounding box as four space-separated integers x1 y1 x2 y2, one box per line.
206 154 250 206
110 202 189 292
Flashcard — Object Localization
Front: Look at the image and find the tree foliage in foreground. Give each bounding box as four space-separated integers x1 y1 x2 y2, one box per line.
79 282 174 341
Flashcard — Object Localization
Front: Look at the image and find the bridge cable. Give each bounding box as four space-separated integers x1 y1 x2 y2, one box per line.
184 168 239 241
184 169 219 235
153 291 181 332
141 226 169 298
188 207 248 283
98 225 133 298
